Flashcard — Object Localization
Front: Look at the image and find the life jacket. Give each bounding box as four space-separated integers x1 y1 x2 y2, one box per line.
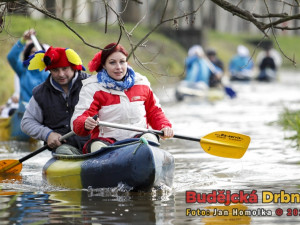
33 71 90 149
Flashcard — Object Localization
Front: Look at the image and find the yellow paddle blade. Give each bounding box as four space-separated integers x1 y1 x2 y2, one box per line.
0 159 22 174
200 131 250 159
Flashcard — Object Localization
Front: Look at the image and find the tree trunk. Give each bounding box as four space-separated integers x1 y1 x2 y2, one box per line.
121 0 141 23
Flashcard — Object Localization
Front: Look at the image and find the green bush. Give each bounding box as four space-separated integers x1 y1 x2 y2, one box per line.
278 108 300 149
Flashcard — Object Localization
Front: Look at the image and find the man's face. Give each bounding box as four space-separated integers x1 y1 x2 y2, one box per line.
50 66 75 87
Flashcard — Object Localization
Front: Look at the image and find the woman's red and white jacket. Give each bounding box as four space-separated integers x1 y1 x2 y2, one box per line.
71 73 172 141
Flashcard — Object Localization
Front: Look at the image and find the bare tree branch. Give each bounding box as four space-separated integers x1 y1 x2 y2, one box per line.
252 13 289 18
24 0 123 50
2 0 300 67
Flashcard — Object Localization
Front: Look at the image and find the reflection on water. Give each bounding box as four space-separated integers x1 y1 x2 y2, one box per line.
0 189 175 225
1 70 300 224
0 140 42 154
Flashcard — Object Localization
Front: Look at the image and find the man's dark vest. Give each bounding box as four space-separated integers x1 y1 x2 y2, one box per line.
33 71 90 149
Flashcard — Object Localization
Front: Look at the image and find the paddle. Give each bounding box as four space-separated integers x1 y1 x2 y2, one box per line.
30 34 43 51
97 121 250 159
202 54 237 98
0 131 75 174
0 115 99 174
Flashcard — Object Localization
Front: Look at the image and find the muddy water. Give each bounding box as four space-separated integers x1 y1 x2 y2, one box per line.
1 70 300 224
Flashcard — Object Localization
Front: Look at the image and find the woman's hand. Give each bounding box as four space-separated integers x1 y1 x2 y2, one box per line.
160 127 174 139
84 116 98 131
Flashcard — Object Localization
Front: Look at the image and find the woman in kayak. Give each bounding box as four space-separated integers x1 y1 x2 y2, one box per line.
71 43 174 154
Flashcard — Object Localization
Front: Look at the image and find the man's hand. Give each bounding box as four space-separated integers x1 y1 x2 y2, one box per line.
47 132 62 149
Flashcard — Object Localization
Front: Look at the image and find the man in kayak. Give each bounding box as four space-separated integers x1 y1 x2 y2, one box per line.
256 44 282 82
206 48 224 88
71 42 174 154
21 46 90 154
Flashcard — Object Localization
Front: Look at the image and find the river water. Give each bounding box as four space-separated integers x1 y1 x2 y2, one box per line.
1 70 300 225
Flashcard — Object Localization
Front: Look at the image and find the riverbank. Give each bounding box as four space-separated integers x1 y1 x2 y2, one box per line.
2 16 300 105
1 67 300 225
278 108 300 149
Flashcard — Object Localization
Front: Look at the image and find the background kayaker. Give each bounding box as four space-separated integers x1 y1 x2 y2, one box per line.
183 45 212 89
6 28 49 138
206 48 224 88
21 46 90 154
71 42 174 154
229 45 254 81
0 74 20 118
0 95 19 118
255 43 282 82
256 48 277 82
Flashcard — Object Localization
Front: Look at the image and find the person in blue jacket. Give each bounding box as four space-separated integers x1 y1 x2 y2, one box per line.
184 45 211 87
7 28 49 140
175 45 223 101
229 45 254 81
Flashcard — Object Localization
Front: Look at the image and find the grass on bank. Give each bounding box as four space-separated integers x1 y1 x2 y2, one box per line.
278 109 300 149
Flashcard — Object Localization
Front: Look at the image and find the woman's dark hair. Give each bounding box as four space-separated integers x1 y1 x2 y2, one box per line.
98 43 128 71
88 43 129 72
23 42 45 61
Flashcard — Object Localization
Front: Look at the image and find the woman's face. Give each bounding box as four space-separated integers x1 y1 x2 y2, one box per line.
103 51 127 81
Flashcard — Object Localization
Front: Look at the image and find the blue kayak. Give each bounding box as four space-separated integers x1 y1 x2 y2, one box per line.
42 138 175 191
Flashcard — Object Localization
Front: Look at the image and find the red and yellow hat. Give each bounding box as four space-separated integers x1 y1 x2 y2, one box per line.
25 46 85 71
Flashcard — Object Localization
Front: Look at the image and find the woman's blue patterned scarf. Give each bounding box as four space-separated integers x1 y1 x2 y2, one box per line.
97 66 135 91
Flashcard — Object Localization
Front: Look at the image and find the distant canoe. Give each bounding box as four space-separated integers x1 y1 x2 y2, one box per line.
42 138 175 191
0 114 35 142
175 82 224 102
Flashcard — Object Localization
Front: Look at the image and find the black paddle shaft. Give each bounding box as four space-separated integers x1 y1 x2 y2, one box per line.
97 121 201 142
19 144 50 163
173 134 200 142
19 115 99 163
20 119 200 163
20 119 199 163
19 131 75 163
